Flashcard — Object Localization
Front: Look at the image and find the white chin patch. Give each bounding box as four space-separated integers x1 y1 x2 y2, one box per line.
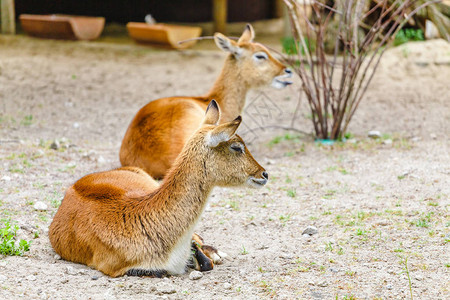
271 74 293 89
246 177 267 189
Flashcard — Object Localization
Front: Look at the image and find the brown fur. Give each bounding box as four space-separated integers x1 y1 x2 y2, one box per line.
49 101 267 277
119 24 290 179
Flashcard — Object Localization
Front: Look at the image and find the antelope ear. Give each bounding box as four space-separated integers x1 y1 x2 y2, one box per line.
203 100 221 125
214 33 243 57
238 24 255 44
206 116 242 147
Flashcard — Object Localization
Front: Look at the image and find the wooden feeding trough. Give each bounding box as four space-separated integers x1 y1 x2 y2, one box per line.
19 14 105 41
127 22 202 49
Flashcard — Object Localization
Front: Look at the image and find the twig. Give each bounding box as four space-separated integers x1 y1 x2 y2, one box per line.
177 36 239 45
240 125 311 137
0 139 20 144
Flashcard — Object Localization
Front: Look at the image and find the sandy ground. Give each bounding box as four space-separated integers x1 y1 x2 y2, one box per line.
0 33 449 299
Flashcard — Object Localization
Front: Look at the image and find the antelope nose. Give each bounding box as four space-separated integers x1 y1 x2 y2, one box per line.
262 171 269 180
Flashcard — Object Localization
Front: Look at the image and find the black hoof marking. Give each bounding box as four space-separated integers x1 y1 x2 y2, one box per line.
126 268 168 278
192 242 213 271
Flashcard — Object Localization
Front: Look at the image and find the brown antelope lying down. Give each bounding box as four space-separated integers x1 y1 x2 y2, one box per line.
120 24 291 179
49 100 268 277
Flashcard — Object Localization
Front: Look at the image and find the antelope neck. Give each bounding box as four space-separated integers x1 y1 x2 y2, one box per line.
141 148 214 234
206 57 249 123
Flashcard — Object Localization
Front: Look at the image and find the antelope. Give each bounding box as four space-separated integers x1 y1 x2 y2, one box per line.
119 24 292 179
49 100 268 277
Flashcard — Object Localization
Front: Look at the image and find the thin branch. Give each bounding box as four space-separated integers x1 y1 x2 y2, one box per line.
240 125 312 137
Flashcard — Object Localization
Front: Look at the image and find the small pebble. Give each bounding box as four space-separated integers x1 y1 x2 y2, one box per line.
50 140 60 150
382 139 393 145
368 130 382 139
302 226 318 236
223 282 232 289
54 254 61 260
97 156 106 164
26 275 37 281
33 201 48 211
317 280 328 287
65 266 78 275
157 283 176 294
73 122 80 129
1 176 11 181
189 270 203 280
91 275 99 280
386 284 393 290
329 267 339 273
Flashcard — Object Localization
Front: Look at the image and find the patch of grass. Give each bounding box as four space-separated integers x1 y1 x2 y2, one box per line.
268 133 301 147
394 28 424 46
6 153 16 160
240 246 248 255
285 176 292 183
356 228 368 236
279 214 292 225
0 220 31 256
33 182 46 189
399 256 414 300
344 132 354 139
37 214 48 223
227 200 239 211
323 189 337 199
414 212 433 228
287 189 296 198
281 36 315 56
46 190 62 208
258 280 276 297
8 164 25 174
20 115 33 126
57 163 77 173
22 159 32 168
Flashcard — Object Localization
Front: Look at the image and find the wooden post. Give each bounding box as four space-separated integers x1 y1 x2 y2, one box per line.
213 0 227 34
1 0 16 34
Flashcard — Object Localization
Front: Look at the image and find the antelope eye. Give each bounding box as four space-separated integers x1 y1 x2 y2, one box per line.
254 52 268 60
231 144 244 153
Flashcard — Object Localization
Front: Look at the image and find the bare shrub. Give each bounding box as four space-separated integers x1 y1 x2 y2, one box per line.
283 0 438 140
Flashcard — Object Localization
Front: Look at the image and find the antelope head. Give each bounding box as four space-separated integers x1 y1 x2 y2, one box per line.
214 24 293 90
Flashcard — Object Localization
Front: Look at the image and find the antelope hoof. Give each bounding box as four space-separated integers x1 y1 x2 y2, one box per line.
202 245 228 265
191 242 214 271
